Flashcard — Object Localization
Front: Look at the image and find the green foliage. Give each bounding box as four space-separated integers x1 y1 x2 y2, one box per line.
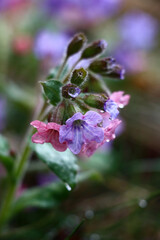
41 80 62 106
13 182 69 214
32 143 78 188
0 135 14 173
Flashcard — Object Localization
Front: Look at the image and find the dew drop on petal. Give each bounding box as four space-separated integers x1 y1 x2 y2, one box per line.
106 139 110 142
119 103 124 108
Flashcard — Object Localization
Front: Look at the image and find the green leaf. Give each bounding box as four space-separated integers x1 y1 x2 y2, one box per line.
12 182 69 214
0 134 14 172
32 143 78 188
41 80 62 106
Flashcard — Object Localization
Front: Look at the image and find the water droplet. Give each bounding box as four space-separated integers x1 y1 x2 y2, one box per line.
65 183 72 191
100 110 104 113
68 87 81 98
106 139 110 142
119 104 124 108
85 209 94 219
112 134 116 139
138 199 147 208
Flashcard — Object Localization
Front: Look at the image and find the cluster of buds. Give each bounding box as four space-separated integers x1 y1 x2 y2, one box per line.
31 33 130 157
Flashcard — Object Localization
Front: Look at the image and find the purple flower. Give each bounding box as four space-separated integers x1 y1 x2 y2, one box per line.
119 11 158 50
0 97 6 132
104 99 119 120
59 111 104 154
33 31 70 65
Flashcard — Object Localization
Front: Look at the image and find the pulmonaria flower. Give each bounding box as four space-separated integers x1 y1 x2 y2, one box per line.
30 120 67 152
80 113 121 157
33 31 70 66
104 99 119 120
59 111 104 154
110 91 130 108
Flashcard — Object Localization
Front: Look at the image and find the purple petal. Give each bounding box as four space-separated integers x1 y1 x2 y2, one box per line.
84 111 103 126
68 126 84 154
59 125 73 143
82 123 104 143
66 112 83 126
104 99 119 120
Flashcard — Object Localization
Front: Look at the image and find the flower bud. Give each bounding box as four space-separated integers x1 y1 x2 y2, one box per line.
48 101 65 124
70 68 87 86
62 84 81 99
89 57 116 73
66 33 87 58
81 40 107 59
106 64 125 80
83 94 108 110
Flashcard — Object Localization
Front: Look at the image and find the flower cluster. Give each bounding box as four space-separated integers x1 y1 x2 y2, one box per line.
31 33 130 157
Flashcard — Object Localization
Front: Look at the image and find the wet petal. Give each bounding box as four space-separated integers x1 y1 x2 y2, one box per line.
104 99 119 120
104 119 121 141
82 123 104 143
84 111 103 125
110 91 130 108
68 126 84 154
66 112 83 126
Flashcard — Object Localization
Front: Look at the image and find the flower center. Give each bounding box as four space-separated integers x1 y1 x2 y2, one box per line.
73 119 84 126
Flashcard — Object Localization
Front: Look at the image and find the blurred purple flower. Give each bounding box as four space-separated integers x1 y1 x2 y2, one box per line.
33 31 70 66
43 0 122 24
119 11 158 50
37 173 58 186
59 111 104 154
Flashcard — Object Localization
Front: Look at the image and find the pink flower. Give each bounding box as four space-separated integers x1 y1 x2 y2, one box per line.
110 91 130 108
80 113 121 157
30 120 67 152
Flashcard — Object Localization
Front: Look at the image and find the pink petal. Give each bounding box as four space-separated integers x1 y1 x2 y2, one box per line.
31 132 47 144
30 120 47 131
110 91 130 108
50 131 67 152
47 122 61 131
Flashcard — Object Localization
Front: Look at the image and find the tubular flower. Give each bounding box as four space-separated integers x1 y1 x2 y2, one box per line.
110 91 130 108
104 99 119 120
59 111 104 154
30 120 67 152
80 113 121 157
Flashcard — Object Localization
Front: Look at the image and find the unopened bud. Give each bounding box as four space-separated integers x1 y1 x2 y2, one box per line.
71 68 87 86
81 40 107 59
62 84 81 99
83 94 108 110
107 64 125 80
48 101 65 124
89 57 115 73
67 33 87 58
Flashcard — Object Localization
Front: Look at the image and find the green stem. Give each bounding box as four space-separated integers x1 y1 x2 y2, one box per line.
63 57 81 84
0 100 47 233
56 56 68 80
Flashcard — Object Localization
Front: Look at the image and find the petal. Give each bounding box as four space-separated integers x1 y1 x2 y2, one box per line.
82 123 104 143
30 120 46 131
68 126 84 154
66 112 83 126
104 99 119 120
84 111 103 125
110 91 130 108
50 131 67 152
59 125 73 143
104 119 121 141
80 141 99 157
31 132 47 144
47 122 61 131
